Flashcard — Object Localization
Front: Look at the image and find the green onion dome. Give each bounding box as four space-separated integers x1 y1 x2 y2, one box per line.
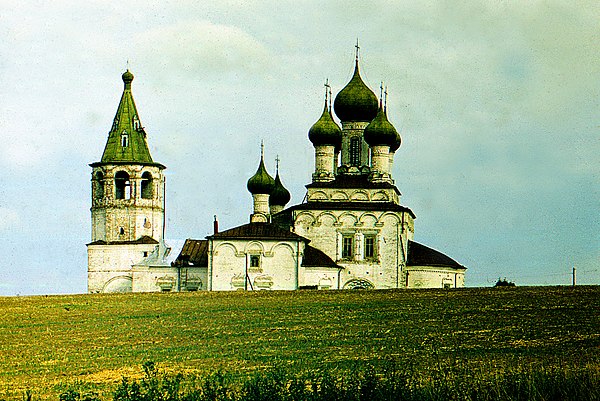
333 61 379 122
269 172 291 206
308 104 342 149
390 124 402 152
122 70 134 87
247 157 275 195
364 106 399 148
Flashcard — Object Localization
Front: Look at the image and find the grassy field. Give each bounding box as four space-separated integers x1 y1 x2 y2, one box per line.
0 286 599 400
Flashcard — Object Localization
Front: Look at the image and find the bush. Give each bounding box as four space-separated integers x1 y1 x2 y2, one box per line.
59 389 101 401
59 361 600 401
495 278 515 287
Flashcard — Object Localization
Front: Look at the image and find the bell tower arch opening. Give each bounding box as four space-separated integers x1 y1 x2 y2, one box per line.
115 171 131 200
94 171 104 200
141 171 153 199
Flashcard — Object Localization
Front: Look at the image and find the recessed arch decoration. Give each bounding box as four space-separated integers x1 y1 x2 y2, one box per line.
358 212 378 226
294 212 316 226
271 242 296 255
316 212 337 226
308 191 328 201
343 278 374 290
103 275 132 293
331 191 349 201
338 212 358 226
350 191 369 201
244 241 266 254
215 242 239 255
372 191 389 201
380 212 401 225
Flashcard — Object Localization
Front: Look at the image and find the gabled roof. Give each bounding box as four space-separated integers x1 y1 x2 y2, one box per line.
207 222 308 241
172 239 208 267
97 71 157 165
406 240 466 270
302 245 341 269
87 235 159 246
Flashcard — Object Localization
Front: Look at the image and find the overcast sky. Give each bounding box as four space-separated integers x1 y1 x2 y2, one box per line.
0 1 598 295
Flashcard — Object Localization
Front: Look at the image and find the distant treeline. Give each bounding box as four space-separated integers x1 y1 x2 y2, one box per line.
53 360 599 401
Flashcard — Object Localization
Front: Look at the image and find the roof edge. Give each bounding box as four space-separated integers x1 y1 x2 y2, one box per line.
89 161 166 169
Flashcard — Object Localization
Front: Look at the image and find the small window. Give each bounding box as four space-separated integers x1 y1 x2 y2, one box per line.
133 115 141 130
143 251 148 257
250 255 260 268
364 236 376 259
342 236 353 259
119 227 125 235
350 137 361 166
121 131 128 147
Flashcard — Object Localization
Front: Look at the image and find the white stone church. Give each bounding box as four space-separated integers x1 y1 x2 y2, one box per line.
87 52 466 293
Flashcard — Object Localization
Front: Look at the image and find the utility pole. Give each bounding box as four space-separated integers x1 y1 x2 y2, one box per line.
572 266 577 286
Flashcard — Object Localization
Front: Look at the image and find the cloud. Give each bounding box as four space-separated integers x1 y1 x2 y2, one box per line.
0 207 20 231
132 21 271 79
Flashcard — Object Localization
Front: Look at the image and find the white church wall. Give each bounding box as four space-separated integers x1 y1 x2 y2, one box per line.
87 243 157 293
300 267 341 289
210 239 300 291
131 266 208 292
293 208 415 289
406 266 466 289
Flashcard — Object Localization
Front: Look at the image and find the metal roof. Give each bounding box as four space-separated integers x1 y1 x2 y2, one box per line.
407 240 466 269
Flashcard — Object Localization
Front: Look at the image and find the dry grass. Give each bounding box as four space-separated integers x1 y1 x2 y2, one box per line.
0 286 599 400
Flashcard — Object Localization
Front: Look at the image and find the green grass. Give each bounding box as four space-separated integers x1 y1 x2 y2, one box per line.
1 286 599 400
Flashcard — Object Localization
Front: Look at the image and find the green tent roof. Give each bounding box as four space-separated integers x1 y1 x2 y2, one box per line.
100 70 154 164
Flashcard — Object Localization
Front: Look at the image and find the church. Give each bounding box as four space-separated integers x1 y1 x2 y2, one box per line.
87 50 466 293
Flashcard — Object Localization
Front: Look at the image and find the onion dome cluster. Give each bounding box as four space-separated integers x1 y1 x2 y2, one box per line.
247 157 275 195
363 106 401 149
269 172 291 207
308 104 342 150
333 61 379 122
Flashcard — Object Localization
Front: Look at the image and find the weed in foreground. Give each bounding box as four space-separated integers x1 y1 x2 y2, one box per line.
57 360 600 401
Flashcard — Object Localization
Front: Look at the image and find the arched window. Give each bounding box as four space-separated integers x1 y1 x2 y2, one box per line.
95 171 104 199
121 130 129 147
141 172 153 199
350 137 361 166
115 171 131 200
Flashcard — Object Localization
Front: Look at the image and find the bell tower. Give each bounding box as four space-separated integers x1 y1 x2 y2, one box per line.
87 70 166 293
